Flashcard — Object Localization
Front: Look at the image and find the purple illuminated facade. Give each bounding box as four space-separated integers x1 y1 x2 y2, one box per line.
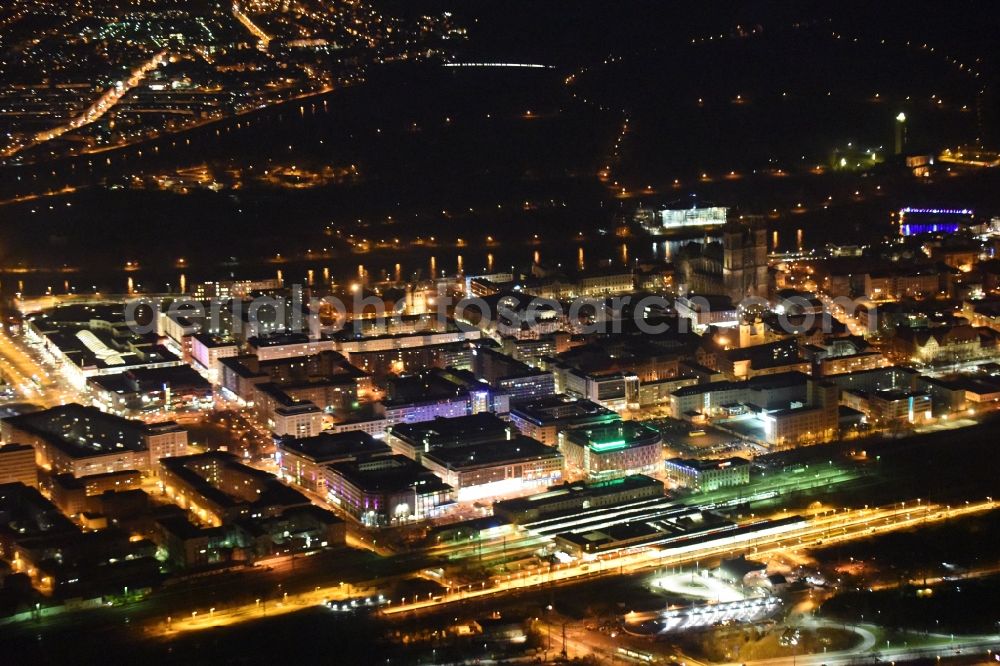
898 207 974 236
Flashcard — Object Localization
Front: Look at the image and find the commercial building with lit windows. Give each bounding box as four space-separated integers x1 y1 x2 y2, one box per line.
841 388 933 425
664 457 751 492
373 368 510 426
323 454 452 527
509 394 619 446
26 303 183 390
421 435 564 502
190 333 239 382
493 474 664 524
269 402 325 438
386 413 513 463
641 205 728 234
276 431 391 492
897 207 975 237
560 421 661 480
559 368 639 412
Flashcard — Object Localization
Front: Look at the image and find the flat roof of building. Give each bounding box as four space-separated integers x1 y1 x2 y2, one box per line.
873 388 931 401
27 302 131 326
676 294 737 311
509 394 618 427
3 403 182 460
247 332 312 347
52 469 142 490
665 457 751 472
494 474 662 514
218 355 265 379
326 455 451 495
160 452 308 513
671 371 809 397
41 328 179 371
277 431 389 463
388 413 509 447
192 333 238 348
0 442 34 454
422 436 561 471
90 365 211 394
563 421 661 452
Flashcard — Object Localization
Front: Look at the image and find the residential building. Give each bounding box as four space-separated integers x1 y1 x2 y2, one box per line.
0 443 37 487
1 404 187 477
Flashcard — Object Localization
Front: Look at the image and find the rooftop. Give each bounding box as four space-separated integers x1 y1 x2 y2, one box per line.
277 431 389 463
509 394 618 426
563 421 661 452
326 454 451 495
160 452 309 514
423 436 561 471
3 403 182 460
494 474 662 514
665 457 751 472
388 413 510 448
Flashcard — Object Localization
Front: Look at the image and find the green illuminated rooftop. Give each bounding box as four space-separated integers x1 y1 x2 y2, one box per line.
564 420 661 453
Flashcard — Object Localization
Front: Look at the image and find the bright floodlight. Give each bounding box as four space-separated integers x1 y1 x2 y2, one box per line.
896 112 907 122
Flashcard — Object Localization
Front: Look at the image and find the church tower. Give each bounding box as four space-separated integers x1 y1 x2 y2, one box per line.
722 220 769 303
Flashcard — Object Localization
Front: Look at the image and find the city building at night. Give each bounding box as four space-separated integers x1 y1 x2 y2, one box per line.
664 457 752 492
492 474 664 524
323 454 452 527
26 304 183 390
1 404 187 478
558 368 639 412
897 207 975 236
842 388 934 425
0 1 998 658
49 470 143 516
509 394 619 446
560 421 661 480
276 431 391 492
247 332 337 361
420 435 564 501
88 365 213 413
386 413 513 463
675 294 740 329
669 371 810 420
0 482 158 597
0 443 37 488
472 347 555 403
642 204 729 233
159 452 312 527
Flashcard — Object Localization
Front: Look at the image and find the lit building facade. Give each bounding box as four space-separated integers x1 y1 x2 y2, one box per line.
323 455 452 527
665 457 751 491
0 444 37 487
421 436 564 502
560 421 661 480
1 404 187 478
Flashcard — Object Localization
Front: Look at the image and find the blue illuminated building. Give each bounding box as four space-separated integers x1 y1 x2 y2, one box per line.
898 207 974 236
